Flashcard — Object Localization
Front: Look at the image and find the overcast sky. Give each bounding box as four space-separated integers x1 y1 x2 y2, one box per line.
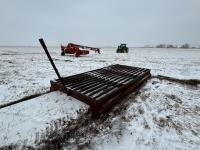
0 0 199 46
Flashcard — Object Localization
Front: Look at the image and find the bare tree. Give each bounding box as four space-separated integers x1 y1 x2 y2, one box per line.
156 44 166 48
166 44 177 48
180 43 190 49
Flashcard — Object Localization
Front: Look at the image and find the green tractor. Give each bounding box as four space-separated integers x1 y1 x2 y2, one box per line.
116 44 129 53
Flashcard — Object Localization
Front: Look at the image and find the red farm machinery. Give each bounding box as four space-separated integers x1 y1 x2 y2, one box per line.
61 43 100 57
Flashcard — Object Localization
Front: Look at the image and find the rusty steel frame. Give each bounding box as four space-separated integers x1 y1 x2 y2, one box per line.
50 64 151 114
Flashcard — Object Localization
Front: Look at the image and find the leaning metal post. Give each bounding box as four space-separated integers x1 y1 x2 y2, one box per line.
39 38 69 94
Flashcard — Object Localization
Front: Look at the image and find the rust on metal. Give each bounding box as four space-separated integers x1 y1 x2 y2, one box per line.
51 64 151 114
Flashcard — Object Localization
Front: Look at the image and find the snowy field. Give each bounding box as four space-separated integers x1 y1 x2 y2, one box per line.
0 46 200 149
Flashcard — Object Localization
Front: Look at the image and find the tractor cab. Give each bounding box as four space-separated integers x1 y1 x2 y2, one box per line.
116 44 129 53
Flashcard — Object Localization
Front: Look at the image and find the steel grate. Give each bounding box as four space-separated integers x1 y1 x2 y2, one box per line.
50 64 151 114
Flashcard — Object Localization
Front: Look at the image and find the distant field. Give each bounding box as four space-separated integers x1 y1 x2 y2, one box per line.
0 47 199 105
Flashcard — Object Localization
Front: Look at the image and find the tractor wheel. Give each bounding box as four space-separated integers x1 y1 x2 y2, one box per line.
61 51 65 56
75 52 80 57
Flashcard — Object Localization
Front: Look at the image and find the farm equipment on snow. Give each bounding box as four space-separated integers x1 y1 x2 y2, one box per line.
61 43 100 57
116 44 129 53
39 38 151 116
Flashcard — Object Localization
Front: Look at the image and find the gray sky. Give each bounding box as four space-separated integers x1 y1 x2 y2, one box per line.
0 0 199 46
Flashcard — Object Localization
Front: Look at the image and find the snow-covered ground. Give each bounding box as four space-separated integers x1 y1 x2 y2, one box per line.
0 47 199 105
86 78 200 150
0 91 88 147
0 46 200 149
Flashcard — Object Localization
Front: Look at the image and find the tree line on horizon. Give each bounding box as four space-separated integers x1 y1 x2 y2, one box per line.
144 43 199 49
